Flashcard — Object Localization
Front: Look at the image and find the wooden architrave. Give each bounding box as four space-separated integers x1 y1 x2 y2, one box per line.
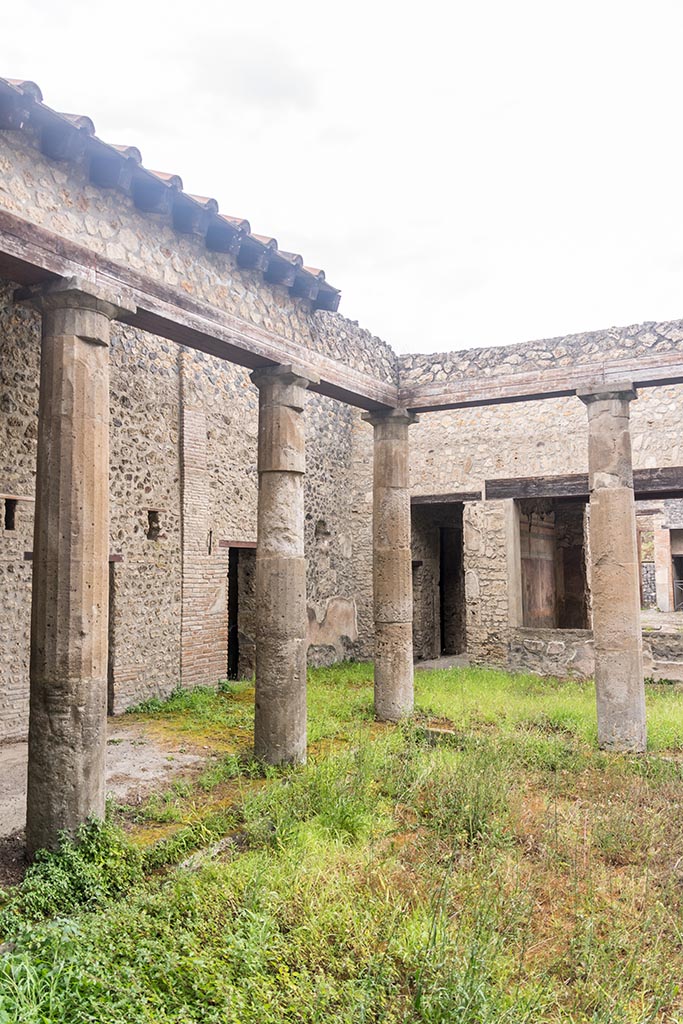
485 466 683 502
410 491 481 504
401 358 683 412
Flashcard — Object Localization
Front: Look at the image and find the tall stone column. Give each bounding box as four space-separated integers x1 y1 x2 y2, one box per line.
362 408 418 721
578 384 646 752
24 278 130 857
250 364 318 765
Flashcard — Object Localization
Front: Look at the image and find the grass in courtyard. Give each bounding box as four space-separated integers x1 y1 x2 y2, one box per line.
3 664 683 1021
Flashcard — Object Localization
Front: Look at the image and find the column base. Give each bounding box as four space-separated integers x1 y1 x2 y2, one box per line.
595 649 647 753
374 622 414 721
254 636 308 765
26 675 107 857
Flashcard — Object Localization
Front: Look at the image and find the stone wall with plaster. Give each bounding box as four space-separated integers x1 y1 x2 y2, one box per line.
0 271 381 738
405 328 683 671
0 283 37 739
463 500 514 665
107 322 182 712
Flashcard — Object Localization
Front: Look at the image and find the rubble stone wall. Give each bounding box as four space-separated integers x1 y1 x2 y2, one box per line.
463 500 513 666
507 627 595 679
0 271 380 740
400 320 683 390
642 562 656 607
403 330 683 670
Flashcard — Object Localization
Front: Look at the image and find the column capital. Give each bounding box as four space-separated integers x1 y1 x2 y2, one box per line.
361 406 419 428
14 276 136 320
577 382 638 406
250 363 320 391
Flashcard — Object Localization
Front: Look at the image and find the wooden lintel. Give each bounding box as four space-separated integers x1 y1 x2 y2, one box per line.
486 474 588 501
486 466 683 501
411 491 481 504
401 355 683 413
218 539 257 549
0 210 398 412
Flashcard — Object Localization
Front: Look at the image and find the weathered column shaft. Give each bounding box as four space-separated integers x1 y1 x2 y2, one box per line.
251 365 317 765
364 408 417 721
579 384 646 752
25 280 128 857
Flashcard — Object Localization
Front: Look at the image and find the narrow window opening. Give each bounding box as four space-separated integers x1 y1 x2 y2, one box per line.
4 499 17 531
146 509 161 540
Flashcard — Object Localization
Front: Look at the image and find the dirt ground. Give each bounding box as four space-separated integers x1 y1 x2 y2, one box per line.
0 717 208 887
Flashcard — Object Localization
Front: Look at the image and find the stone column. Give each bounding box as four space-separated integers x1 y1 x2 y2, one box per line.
362 408 418 721
250 364 318 765
23 278 131 857
578 384 646 752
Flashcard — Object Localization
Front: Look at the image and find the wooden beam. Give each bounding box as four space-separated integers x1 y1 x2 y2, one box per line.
486 466 683 501
486 474 588 500
0 210 397 412
411 491 481 504
401 354 683 412
634 466 683 500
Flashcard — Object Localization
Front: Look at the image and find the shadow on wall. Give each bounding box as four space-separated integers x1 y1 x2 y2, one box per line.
307 597 358 665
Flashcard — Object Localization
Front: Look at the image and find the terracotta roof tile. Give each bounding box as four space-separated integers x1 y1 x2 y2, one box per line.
0 77 340 312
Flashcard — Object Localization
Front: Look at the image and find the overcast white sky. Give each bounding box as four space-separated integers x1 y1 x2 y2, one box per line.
4 0 683 353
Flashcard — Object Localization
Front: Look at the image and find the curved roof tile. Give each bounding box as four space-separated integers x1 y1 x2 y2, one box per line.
0 77 340 312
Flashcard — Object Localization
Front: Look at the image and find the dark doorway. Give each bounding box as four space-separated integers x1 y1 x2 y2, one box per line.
439 526 465 655
227 547 240 679
674 556 683 611
411 502 466 660
226 545 256 680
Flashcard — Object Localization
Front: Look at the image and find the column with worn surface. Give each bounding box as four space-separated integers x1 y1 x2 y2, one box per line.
250 364 317 764
25 279 129 857
578 384 646 752
363 408 417 721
